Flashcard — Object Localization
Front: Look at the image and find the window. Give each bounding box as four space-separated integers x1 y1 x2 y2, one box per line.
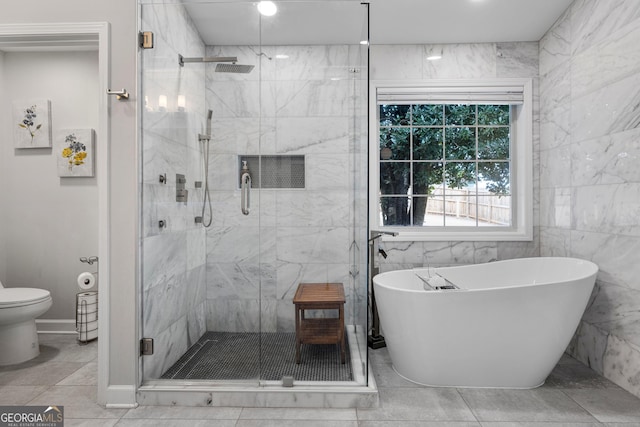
369 79 533 241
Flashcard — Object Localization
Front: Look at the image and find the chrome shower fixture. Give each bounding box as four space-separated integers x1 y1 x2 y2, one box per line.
178 54 255 73
178 54 237 66
215 63 255 73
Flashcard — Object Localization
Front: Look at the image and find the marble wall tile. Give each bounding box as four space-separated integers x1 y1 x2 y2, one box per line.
206 80 276 118
496 230 540 260
210 118 275 155
275 117 349 154
571 0 640 56
540 188 571 229
539 7 571 76
142 232 187 292
276 190 349 227
206 262 275 300
602 333 640 397
305 153 350 190
276 227 349 265
422 43 497 79
207 226 276 264
144 316 190 379
569 231 640 292
571 128 640 186
540 146 572 188
581 282 640 345
496 42 539 78
206 299 261 332
273 45 350 81
540 227 571 257
572 184 640 236
275 80 350 117
539 61 571 119
369 45 423 80
566 320 608 374
571 72 640 143
572 22 640 99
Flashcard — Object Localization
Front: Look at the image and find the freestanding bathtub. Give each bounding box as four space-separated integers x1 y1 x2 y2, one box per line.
373 257 598 388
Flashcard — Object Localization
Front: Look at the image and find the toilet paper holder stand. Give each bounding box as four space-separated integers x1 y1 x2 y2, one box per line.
77 256 99 344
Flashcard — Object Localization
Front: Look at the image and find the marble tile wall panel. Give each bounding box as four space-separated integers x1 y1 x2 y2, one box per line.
571 127 640 186
571 72 640 143
539 7 571 76
541 2 640 396
369 45 423 80
422 44 497 79
572 184 640 236
140 1 208 378
540 145 572 188
275 117 349 154
496 42 539 78
571 22 640 99
570 0 640 56
539 188 571 229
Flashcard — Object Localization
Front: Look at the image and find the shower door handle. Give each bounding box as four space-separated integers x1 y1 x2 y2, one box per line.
241 172 251 215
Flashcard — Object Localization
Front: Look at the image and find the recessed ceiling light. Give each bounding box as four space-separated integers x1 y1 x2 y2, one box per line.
257 1 277 17
426 54 442 61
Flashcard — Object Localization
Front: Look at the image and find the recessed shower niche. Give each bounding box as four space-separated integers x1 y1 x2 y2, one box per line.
138 0 371 404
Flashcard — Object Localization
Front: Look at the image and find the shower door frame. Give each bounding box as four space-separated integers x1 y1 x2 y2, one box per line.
137 0 372 396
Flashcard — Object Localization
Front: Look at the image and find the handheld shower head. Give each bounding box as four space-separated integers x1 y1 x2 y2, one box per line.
206 110 212 137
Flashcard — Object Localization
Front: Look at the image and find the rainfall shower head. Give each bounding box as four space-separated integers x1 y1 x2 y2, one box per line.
215 63 255 74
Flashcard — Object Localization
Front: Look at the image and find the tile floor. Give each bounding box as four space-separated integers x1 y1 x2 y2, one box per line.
1 334 640 426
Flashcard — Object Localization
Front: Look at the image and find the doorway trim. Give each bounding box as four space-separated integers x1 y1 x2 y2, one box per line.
0 22 111 405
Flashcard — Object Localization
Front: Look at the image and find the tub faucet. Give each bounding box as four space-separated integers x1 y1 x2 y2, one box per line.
368 230 398 350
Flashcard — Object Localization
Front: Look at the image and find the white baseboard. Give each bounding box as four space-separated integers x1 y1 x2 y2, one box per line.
36 319 76 334
104 385 138 408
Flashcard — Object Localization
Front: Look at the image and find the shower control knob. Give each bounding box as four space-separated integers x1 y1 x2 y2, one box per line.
159 174 167 184
158 220 166 229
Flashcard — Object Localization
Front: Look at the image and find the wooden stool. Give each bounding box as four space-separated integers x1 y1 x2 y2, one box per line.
293 283 345 364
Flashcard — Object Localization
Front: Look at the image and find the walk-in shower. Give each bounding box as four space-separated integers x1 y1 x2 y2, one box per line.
139 0 370 404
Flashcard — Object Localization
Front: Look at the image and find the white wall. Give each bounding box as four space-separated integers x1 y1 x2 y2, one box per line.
0 0 138 401
1 51 98 321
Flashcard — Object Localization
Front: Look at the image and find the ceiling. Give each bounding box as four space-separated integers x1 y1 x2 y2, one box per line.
182 0 574 46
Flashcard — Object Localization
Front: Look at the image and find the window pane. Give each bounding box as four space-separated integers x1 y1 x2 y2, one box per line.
445 127 476 160
478 127 510 160
445 104 475 125
380 104 409 126
380 196 411 226
445 162 476 190
422 194 445 226
413 162 443 196
443 196 477 227
380 162 410 195
413 128 443 160
478 105 509 125
478 195 512 226
412 105 443 126
478 162 510 195
380 127 410 160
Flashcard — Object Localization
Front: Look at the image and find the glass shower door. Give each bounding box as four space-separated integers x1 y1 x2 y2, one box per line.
139 0 369 386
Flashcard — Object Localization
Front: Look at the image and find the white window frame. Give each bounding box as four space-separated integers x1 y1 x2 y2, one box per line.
369 79 533 241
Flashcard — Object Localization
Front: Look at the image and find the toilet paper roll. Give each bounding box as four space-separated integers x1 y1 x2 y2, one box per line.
77 272 96 290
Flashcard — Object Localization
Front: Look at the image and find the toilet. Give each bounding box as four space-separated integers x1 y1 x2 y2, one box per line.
0 279 52 365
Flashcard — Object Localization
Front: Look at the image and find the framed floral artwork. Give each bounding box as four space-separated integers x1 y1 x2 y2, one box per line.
12 99 52 148
55 129 95 177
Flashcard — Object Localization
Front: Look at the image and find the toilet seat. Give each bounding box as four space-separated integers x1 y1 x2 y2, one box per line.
0 288 51 308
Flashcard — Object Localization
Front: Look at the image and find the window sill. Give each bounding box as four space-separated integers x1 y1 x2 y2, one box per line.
379 227 533 242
